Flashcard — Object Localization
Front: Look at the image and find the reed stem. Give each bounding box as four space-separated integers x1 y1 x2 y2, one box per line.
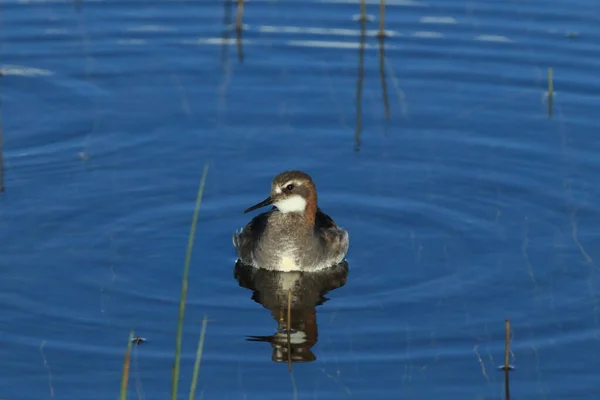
171 164 210 400
503 319 511 400
236 0 244 31
378 0 386 37
189 315 209 400
119 331 134 400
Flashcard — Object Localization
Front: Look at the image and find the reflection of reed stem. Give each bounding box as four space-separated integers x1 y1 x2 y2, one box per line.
503 319 511 400
221 0 232 67
236 28 244 63
378 37 390 120
287 289 292 372
0 75 4 193
354 0 367 151
547 67 553 118
0 120 4 193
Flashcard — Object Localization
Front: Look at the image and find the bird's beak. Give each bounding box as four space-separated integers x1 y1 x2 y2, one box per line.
243 196 273 214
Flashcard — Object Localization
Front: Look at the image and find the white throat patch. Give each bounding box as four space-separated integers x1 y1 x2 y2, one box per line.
274 195 306 213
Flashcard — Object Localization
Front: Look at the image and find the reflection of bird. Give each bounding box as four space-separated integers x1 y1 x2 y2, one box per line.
234 260 349 363
233 171 349 272
234 1 388 38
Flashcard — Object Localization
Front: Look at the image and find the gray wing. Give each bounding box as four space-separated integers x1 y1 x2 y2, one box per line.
314 208 337 230
314 208 349 261
233 209 274 265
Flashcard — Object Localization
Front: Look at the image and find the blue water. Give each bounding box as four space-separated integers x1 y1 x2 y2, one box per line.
1 0 599 399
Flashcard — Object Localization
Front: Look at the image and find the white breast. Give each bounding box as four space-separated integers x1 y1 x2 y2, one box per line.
274 195 306 213
279 255 300 272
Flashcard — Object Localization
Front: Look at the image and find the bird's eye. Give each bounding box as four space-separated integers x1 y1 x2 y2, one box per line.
286 184 294 191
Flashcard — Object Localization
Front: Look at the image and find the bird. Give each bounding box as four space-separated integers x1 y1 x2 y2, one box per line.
233 170 349 272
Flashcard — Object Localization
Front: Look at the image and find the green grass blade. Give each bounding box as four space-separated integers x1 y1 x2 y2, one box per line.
189 315 208 400
120 331 134 400
171 163 210 400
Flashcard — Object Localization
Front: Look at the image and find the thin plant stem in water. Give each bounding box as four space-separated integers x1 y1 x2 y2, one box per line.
221 0 232 67
39 341 55 398
378 0 386 38
235 0 244 31
189 315 209 400
502 319 512 400
171 164 210 400
132 345 145 400
0 78 5 193
354 0 367 151
378 37 391 121
547 67 554 118
236 28 244 63
120 331 135 400
234 0 245 62
504 319 510 368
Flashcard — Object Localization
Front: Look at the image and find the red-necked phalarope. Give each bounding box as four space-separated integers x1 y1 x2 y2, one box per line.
233 171 349 272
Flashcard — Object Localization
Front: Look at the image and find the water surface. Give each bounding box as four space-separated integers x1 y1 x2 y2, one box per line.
1 0 599 399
